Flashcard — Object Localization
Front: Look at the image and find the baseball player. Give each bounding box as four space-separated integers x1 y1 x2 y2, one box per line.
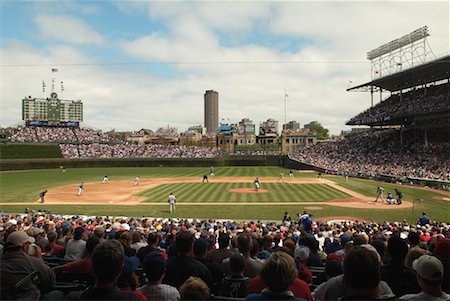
168 192 177 213
103 175 109 183
289 168 294 178
202 174 209 183
39 190 47 203
386 192 395 205
210 166 215 176
254 177 260 191
134 176 140 186
77 182 84 196
395 188 403 205
374 186 384 202
278 172 285 182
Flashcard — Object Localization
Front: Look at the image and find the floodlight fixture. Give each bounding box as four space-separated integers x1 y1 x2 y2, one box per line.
367 26 429 60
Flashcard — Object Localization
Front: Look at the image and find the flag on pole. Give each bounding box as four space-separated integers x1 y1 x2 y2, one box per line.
52 68 58 72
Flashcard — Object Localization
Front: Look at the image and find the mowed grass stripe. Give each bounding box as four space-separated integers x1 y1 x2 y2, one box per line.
140 183 350 203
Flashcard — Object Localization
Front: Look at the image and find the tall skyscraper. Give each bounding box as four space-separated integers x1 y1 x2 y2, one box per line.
204 90 219 133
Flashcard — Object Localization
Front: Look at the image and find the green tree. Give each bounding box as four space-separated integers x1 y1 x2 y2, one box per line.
305 122 329 140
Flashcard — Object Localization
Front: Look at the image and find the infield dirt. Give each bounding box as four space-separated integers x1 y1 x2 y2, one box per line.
1 177 413 210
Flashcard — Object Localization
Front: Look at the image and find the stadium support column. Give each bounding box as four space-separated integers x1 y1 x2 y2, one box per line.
370 85 374 107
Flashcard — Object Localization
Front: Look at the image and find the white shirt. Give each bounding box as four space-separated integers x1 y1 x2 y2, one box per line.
400 292 450 301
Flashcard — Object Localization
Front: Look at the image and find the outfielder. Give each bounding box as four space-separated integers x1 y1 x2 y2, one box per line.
168 192 177 213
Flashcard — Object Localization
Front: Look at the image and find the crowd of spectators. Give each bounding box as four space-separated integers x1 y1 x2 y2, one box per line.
290 129 450 181
8 126 118 144
347 83 450 126
1 210 449 300
59 143 221 159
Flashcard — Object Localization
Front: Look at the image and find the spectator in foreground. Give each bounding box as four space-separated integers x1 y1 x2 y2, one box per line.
180 276 210 301
220 253 250 298
313 245 394 301
71 240 140 300
245 251 307 300
341 246 397 300
1 231 58 300
381 236 420 296
138 252 180 301
400 255 450 301
164 231 212 289
64 226 87 260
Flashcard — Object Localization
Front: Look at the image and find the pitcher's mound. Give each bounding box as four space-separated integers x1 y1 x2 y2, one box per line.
229 188 269 193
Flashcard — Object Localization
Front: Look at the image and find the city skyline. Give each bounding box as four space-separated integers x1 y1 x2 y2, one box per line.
1 1 449 135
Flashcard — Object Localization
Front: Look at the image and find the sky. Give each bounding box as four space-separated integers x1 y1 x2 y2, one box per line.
1 1 449 135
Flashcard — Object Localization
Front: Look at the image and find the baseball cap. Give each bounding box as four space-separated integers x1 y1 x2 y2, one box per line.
413 255 444 281
123 256 140 278
434 238 450 261
6 231 35 247
143 252 166 279
230 253 246 273
73 226 85 240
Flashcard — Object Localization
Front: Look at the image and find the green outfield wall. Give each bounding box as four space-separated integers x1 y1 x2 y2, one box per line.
0 155 285 171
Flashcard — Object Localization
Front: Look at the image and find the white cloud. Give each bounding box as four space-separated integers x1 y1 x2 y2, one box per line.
2 1 449 136
35 14 105 45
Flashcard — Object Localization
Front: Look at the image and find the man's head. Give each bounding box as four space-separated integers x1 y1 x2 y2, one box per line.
388 236 408 262
237 233 252 255
176 231 194 255
92 240 125 284
260 251 297 293
143 252 166 282
413 255 444 288
343 246 380 291
6 231 35 253
193 238 209 258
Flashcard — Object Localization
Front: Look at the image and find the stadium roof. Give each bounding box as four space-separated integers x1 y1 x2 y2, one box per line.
347 54 450 92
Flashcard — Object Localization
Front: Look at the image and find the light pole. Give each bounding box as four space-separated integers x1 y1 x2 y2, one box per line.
283 90 288 156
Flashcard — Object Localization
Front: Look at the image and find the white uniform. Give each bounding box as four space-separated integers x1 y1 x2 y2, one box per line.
134 176 140 186
168 194 176 213
103 175 109 183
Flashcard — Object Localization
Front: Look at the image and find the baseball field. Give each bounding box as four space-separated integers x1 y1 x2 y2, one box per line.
1 166 449 223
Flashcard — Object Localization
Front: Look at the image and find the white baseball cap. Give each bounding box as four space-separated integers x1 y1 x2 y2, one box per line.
413 255 444 281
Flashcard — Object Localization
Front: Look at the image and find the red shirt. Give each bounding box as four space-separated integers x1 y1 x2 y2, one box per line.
51 242 65 257
245 275 313 301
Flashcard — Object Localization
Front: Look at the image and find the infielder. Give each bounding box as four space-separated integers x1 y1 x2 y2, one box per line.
77 182 84 196
254 177 260 191
103 175 109 183
289 168 294 178
134 176 140 186
278 172 285 182
39 190 47 203
168 192 176 213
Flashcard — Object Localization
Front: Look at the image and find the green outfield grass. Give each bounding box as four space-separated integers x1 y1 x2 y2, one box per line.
139 183 349 203
0 167 449 222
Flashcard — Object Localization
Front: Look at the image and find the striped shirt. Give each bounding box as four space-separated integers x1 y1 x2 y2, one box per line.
138 284 180 301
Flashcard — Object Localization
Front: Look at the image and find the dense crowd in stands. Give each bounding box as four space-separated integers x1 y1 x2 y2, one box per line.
290 129 450 181
1 210 449 300
347 83 450 126
8 127 118 144
60 143 221 159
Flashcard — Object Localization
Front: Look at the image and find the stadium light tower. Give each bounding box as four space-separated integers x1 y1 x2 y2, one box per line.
367 26 435 80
